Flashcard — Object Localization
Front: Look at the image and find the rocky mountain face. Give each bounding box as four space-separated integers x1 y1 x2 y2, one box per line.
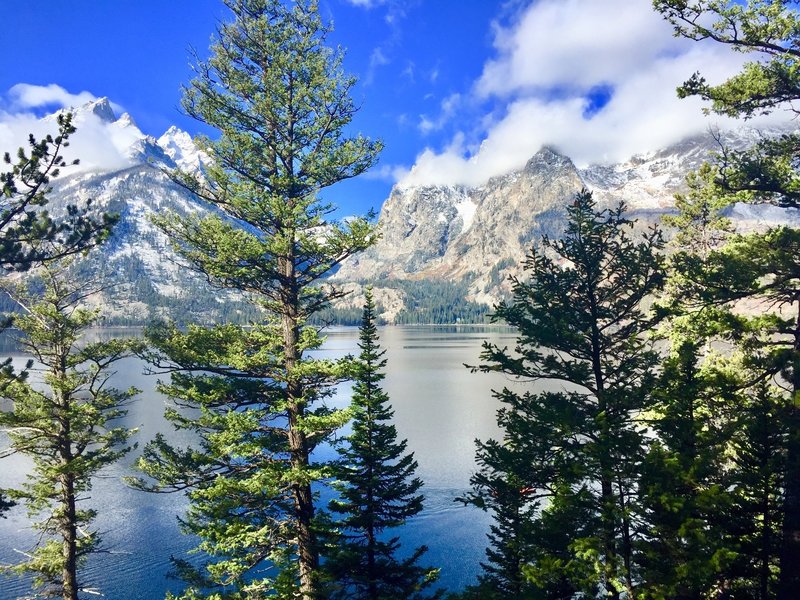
336 148 583 306
16 99 800 324
335 128 800 316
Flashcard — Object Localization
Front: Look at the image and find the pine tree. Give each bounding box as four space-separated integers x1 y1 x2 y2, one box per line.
465 190 665 598
725 375 787 599
637 339 736 599
325 288 440 600
653 3 800 595
461 388 589 600
0 264 141 600
0 115 116 520
134 1 381 598
665 229 800 597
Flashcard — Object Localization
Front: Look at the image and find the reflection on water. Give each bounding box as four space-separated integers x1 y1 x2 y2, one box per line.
0 325 522 598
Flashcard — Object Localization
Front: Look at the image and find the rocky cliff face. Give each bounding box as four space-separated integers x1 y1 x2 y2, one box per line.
338 148 584 303
334 128 800 317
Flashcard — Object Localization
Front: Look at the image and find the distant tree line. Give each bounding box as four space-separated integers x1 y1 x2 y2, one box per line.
313 279 491 326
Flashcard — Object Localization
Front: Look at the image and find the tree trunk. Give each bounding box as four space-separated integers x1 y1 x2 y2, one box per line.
778 408 800 600
367 517 377 600
778 302 800 600
61 472 79 600
287 362 319 600
761 477 772 600
595 383 621 600
281 253 319 600
590 301 620 600
58 385 79 600
366 406 378 600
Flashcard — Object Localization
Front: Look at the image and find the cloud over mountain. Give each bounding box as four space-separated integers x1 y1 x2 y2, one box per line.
398 0 795 189
0 84 143 173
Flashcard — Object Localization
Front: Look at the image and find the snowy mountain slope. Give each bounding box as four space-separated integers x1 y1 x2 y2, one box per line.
24 99 250 324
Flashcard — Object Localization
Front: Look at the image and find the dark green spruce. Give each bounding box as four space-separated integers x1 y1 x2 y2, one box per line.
653 3 800 595
325 288 440 600
463 190 665 599
637 339 734 598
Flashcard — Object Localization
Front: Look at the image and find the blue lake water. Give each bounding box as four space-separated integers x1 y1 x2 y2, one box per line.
0 325 518 599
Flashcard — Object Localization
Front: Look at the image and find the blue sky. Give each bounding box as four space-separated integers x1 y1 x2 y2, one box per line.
0 1 792 215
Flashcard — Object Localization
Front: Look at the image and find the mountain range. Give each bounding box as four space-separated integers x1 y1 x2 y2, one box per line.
18 99 800 324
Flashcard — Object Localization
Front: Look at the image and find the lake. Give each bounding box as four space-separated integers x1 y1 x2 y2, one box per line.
0 325 519 599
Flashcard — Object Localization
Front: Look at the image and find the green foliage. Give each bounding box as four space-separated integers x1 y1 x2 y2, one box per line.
637 340 736 599
157 0 381 320
655 0 800 208
136 1 381 598
662 161 734 255
389 279 491 325
0 115 117 523
325 288 441 599
0 113 116 271
650 4 800 591
135 319 352 599
465 190 666 598
725 373 787 599
0 264 141 599
655 0 800 119
664 225 800 598
312 279 491 326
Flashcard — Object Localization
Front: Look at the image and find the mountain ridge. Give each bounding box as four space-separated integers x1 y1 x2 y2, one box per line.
334 126 800 315
15 99 800 324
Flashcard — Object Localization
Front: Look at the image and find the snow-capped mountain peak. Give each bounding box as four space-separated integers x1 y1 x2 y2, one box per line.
125 135 176 168
77 97 117 124
114 112 139 130
157 126 207 173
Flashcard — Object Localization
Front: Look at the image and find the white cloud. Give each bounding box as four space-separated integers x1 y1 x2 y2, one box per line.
9 83 124 116
364 47 390 84
9 83 96 110
477 0 680 97
401 61 415 82
0 84 142 173
362 163 410 182
369 48 389 69
418 93 461 135
399 0 798 188
344 0 387 7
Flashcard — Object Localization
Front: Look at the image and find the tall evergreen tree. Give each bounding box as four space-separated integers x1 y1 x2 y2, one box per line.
461 388 589 600
0 264 141 600
325 288 439 600
0 115 116 519
666 227 800 597
639 341 788 599
726 375 787 599
464 190 665 598
653 3 800 595
134 1 381 598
